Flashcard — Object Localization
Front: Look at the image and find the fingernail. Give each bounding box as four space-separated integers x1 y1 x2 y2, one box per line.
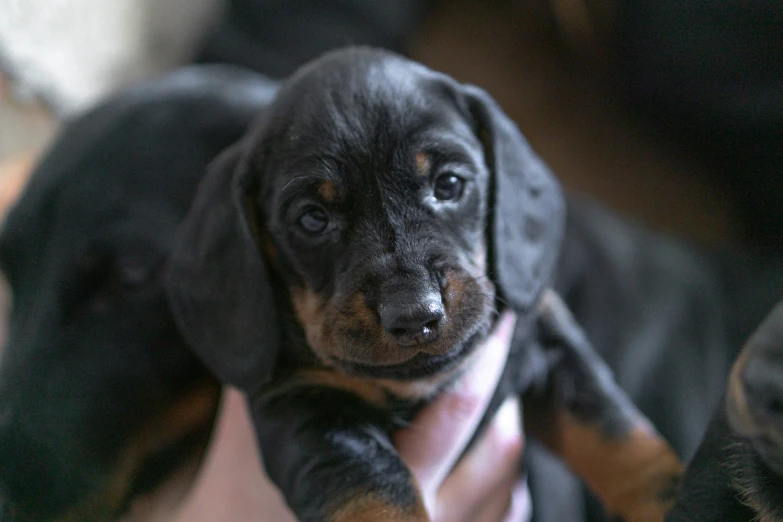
504 478 533 522
493 398 523 449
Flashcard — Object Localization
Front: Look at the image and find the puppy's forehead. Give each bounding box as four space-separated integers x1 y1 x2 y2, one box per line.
260 51 479 193
275 54 464 139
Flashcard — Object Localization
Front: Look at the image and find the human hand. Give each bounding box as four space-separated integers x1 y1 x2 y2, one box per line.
396 311 529 522
133 311 529 522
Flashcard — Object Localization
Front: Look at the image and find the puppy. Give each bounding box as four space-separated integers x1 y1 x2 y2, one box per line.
0 66 276 522
667 301 783 522
1 51 778 522
165 47 683 522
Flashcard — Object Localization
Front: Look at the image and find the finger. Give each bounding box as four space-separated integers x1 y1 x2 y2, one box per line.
395 311 517 499
468 479 533 522
473 485 514 522
435 398 524 522
503 480 533 522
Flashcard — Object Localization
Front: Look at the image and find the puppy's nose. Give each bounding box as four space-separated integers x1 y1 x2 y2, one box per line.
743 352 783 429
381 293 444 347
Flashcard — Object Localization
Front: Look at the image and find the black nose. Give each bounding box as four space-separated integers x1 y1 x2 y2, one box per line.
743 351 783 429
380 293 445 347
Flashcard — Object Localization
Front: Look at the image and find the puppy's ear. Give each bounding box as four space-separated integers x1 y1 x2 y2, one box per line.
463 85 566 312
163 141 278 391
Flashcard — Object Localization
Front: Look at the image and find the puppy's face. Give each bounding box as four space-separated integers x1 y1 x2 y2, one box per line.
253 56 496 379
165 48 564 394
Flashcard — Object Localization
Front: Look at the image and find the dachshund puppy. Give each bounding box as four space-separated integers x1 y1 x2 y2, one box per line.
0 51 778 522
165 47 683 522
667 301 783 522
0 66 276 521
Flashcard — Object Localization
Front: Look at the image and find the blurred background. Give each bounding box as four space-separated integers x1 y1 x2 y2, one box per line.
0 0 781 248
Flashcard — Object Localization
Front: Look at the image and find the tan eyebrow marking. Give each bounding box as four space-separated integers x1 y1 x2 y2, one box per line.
414 152 431 177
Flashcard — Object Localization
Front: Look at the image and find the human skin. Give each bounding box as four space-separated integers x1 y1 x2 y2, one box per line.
132 312 529 522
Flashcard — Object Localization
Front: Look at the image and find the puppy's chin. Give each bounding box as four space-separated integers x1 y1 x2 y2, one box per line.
335 330 484 381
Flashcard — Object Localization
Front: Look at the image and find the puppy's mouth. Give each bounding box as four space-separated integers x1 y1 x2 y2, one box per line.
335 332 482 381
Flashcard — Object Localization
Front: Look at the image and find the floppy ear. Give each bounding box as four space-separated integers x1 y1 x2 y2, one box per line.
163 140 279 392
462 85 566 312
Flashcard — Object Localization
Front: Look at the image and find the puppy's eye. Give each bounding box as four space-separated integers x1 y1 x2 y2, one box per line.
298 206 330 235
433 174 464 201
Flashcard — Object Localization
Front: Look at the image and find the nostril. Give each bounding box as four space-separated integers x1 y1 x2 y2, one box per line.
425 318 441 332
381 300 445 346
390 327 409 339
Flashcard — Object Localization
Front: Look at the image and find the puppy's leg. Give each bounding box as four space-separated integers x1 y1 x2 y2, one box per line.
250 386 429 522
524 291 683 522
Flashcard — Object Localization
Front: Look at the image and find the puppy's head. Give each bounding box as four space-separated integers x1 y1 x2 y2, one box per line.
165 48 564 391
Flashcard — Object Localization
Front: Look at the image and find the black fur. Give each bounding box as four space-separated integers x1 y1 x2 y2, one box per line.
164 47 676 521
0 65 277 521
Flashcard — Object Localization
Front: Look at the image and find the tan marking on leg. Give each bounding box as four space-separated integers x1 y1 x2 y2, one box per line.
54 383 220 522
414 152 431 177
548 411 683 522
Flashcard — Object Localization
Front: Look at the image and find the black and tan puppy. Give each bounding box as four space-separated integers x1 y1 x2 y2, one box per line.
667 301 783 522
0 66 276 521
165 47 683 522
